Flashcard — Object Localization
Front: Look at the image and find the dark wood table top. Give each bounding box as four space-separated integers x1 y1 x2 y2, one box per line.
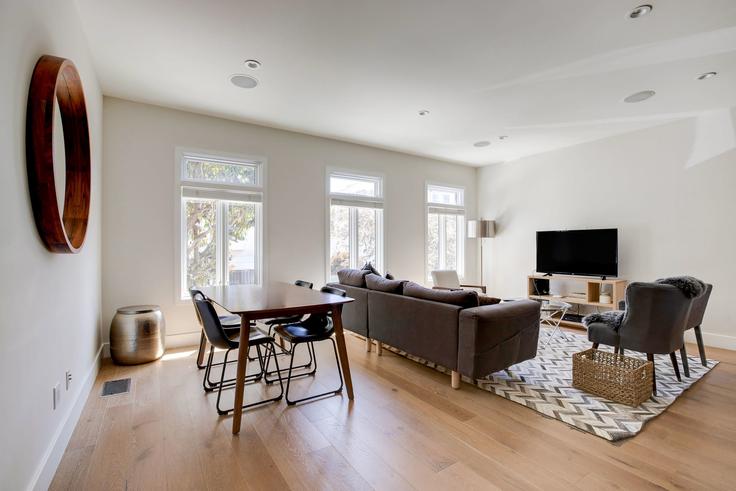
201 282 353 319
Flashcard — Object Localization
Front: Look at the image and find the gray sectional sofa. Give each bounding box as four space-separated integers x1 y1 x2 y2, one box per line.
328 271 541 388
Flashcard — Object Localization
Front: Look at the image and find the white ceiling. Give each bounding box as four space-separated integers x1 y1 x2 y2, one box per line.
75 0 736 166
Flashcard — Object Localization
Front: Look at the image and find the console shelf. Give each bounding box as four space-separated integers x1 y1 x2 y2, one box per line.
527 274 627 329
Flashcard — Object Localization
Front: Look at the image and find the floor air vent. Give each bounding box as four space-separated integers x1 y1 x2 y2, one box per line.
101 378 131 396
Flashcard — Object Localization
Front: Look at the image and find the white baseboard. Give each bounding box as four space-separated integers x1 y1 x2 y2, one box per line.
30 344 103 491
685 329 736 351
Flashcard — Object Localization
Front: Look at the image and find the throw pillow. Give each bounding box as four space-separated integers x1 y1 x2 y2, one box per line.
365 273 405 294
478 295 502 306
402 281 479 308
385 271 395 280
337 268 370 287
582 310 625 330
362 262 380 276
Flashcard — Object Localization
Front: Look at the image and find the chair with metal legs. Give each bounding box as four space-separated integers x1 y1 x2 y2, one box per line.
194 296 284 415
190 289 242 369
271 285 346 405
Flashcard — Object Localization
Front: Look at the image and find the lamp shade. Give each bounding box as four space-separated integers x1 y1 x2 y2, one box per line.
467 219 496 239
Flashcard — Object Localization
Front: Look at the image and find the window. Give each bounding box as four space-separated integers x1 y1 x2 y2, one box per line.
178 152 264 299
426 184 465 281
328 171 383 281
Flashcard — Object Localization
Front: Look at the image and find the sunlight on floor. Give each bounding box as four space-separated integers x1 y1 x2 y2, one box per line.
161 350 196 361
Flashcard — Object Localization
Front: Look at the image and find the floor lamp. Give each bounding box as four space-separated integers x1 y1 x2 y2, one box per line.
467 219 496 287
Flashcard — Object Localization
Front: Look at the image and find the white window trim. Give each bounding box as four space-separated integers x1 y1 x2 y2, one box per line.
325 167 386 283
425 182 466 284
174 147 268 304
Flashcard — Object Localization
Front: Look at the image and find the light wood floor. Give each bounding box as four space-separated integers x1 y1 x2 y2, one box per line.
52 331 736 490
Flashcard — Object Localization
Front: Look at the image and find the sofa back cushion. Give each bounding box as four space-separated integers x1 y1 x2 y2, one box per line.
365 273 405 294
403 281 479 308
337 268 370 287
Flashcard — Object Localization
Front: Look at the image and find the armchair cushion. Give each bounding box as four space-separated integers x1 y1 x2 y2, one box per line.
587 322 621 347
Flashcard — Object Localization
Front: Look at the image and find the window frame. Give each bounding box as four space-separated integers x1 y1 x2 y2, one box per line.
174 148 267 303
325 168 385 283
425 182 466 283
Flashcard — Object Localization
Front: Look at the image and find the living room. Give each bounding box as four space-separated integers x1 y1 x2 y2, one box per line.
2 1 735 489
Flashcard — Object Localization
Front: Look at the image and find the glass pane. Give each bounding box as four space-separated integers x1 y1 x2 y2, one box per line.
427 185 463 206
227 202 257 285
330 175 378 197
185 158 257 185
357 207 378 268
185 199 217 291
444 214 458 271
330 205 350 277
427 213 440 277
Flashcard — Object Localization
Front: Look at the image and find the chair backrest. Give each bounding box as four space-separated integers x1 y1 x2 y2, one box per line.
193 298 238 350
619 282 694 354
686 283 712 329
295 280 314 289
431 270 461 289
321 285 347 297
190 288 206 325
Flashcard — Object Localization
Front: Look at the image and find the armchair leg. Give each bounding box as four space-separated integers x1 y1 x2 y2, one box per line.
669 352 681 381
680 346 690 378
647 354 657 395
694 326 708 367
366 337 372 353
451 371 460 389
592 342 599 350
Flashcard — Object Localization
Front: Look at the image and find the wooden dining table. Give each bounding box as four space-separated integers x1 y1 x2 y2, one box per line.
201 282 355 434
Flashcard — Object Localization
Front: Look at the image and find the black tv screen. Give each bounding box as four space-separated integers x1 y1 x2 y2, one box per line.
536 229 618 277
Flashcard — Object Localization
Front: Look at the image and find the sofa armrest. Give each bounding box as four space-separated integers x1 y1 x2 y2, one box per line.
457 300 541 378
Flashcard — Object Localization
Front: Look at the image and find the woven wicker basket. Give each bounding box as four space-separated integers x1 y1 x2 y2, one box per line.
572 349 653 407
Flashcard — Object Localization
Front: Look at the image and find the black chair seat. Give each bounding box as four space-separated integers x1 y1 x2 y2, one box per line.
275 321 334 343
263 315 304 326
219 314 241 328
226 327 274 346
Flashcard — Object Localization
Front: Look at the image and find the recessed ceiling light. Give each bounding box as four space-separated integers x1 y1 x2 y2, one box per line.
473 141 490 148
697 71 717 80
418 109 430 116
230 74 259 89
244 59 262 70
629 4 652 18
498 135 508 140
623 90 655 103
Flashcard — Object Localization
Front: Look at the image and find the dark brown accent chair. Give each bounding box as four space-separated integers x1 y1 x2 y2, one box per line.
587 282 696 394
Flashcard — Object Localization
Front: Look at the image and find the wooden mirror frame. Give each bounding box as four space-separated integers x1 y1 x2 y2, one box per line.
26 55 91 253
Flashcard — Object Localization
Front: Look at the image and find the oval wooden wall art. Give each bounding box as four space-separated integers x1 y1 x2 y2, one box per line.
26 55 91 253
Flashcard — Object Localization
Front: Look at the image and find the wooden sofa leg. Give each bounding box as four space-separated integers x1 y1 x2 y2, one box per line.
451 371 460 389
376 341 383 356
366 337 372 353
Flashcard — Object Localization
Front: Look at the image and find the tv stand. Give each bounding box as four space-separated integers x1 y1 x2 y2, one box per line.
527 274 627 329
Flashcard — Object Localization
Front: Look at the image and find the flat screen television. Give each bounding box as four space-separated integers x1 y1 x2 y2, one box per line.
536 229 618 278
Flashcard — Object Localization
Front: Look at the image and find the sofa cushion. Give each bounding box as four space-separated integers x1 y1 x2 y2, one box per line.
403 281 479 308
365 273 405 294
337 268 369 287
362 262 380 275
478 295 502 306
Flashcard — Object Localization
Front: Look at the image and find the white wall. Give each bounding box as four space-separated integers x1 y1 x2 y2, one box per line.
478 116 736 349
102 98 478 345
0 1 103 489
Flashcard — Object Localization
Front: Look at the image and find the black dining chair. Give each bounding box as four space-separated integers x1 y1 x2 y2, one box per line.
194 296 284 414
191 289 242 370
268 285 346 405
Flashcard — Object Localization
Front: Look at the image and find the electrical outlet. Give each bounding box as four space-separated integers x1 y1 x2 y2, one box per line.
53 383 61 410
66 371 72 390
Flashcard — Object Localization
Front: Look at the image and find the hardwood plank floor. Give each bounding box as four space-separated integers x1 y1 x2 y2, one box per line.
51 332 736 490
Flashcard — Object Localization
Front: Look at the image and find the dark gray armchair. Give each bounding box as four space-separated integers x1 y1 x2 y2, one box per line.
587 282 694 394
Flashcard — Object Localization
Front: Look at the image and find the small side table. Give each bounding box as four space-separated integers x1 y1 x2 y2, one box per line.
540 300 572 346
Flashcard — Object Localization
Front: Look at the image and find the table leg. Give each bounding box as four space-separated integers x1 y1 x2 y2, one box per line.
332 305 354 400
232 313 251 435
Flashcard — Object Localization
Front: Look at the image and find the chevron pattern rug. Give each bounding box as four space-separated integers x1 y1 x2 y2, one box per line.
385 328 718 441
